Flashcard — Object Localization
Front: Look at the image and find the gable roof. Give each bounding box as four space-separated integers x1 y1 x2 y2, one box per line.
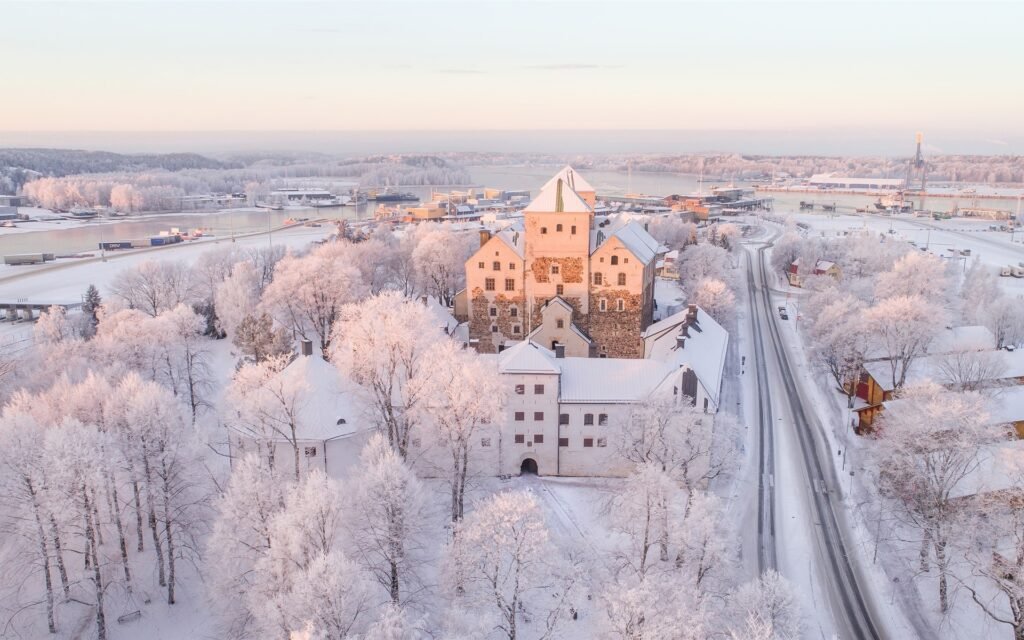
524 176 592 214
644 306 730 406
497 340 560 374
608 221 663 264
542 166 595 194
493 222 526 258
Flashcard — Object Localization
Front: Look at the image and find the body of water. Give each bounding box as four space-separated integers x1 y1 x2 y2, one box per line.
2 166 1016 256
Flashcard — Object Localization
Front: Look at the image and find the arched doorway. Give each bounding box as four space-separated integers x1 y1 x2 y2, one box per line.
520 458 538 475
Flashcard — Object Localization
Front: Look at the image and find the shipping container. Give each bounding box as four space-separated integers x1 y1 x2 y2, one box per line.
149 235 183 246
98 241 133 251
4 253 56 265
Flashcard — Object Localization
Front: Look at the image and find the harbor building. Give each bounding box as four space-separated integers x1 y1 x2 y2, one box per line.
807 173 905 190
463 167 663 358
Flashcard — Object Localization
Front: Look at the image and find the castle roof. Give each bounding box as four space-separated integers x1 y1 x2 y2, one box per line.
524 175 592 214
542 166 595 194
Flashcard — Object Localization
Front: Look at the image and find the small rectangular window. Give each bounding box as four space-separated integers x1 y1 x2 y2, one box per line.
559 413 569 425
571 225 576 234
490 325 497 333
611 255 619 265
534 434 544 444
304 446 317 457
556 319 564 329
599 413 608 426
481 437 491 447
551 265 560 275
624 258 629 264
559 437 569 447
556 284 564 296
512 325 521 334
594 272 603 285
515 385 524 395
541 227 548 234
584 413 594 425
597 437 607 448
515 411 524 421
617 299 625 312
599 299 607 312
618 273 626 286
509 263 516 270
534 411 544 421
510 307 518 317
514 434 525 444
489 307 497 316
583 438 594 448
556 224 563 232
485 278 495 291
505 278 515 291
493 261 501 271
478 261 484 269
534 384 544 395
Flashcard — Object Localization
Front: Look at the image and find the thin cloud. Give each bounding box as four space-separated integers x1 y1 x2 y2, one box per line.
437 68 485 75
526 63 618 70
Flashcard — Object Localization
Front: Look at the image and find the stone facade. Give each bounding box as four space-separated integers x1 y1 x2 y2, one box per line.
470 289 527 353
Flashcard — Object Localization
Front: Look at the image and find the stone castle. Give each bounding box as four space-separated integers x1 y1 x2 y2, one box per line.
465 167 663 358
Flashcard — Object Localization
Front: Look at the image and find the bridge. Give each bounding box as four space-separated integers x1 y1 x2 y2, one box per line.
0 299 82 322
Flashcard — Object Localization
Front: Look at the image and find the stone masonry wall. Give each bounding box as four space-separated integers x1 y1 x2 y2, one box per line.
587 288 645 358
530 257 584 284
470 288 527 354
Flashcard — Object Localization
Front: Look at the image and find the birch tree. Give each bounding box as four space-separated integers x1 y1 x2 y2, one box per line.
864 295 942 390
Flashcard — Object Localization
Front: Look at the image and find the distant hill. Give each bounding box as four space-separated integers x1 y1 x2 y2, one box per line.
0 148 236 193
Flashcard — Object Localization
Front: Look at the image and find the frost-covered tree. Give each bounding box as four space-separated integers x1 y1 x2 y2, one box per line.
599 572 704 640
864 295 942 390
110 260 197 316
348 434 427 605
677 244 733 293
215 260 262 338
609 463 683 575
727 570 802 640
986 296 1024 349
260 246 368 356
420 341 505 522
875 382 1001 613
807 293 870 406
412 227 474 306
692 277 736 329
232 312 293 363
81 284 102 338
875 251 952 305
446 491 573 640
226 354 307 480
330 292 441 459
646 216 697 251
937 348 1007 392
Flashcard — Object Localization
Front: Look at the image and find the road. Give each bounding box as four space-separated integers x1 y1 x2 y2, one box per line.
745 237 883 640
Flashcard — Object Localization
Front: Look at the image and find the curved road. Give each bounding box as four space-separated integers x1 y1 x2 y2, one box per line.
746 236 883 640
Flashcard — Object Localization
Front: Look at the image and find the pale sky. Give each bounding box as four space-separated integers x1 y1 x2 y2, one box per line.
1 1 1022 140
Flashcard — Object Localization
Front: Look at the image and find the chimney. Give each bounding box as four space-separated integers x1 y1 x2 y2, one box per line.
681 318 690 338
300 339 313 357
555 343 565 359
479 230 492 247
676 334 686 350
420 295 428 306
687 303 698 321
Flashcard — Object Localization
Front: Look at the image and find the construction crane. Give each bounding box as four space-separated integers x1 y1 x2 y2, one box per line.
906 132 927 193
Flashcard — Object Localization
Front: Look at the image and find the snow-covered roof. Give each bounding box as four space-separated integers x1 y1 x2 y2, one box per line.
644 306 730 406
524 176 592 214
557 357 678 404
229 354 361 442
882 386 1024 430
498 340 561 374
542 166 595 194
493 222 526 258
424 295 459 336
950 440 1024 500
864 349 1024 393
608 221 663 265
929 325 996 354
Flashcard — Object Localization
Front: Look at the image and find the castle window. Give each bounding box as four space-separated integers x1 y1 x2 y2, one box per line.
559 437 569 447
559 413 569 425
593 272 602 285
556 319 564 329
618 273 626 286
599 299 607 312
491 325 498 333
489 307 497 317
534 434 545 444
515 434 525 444
512 324 521 334
534 384 545 394
571 225 577 234
551 264 560 275
493 261 501 271
611 255 619 265
515 385 524 395
556 284 564 296
617 299 625 311
510 306 518 317
556 224 563 232
509 263 516 270
515 411 524 421
624 258 629 264
481 437 491 447
584 413 594 425
583 438 594 448
541 227 548 234
599 413 608 426
478 261 484 269
485 278 495 291
597 437 607 448
505 278 515 291
534 411 544 421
